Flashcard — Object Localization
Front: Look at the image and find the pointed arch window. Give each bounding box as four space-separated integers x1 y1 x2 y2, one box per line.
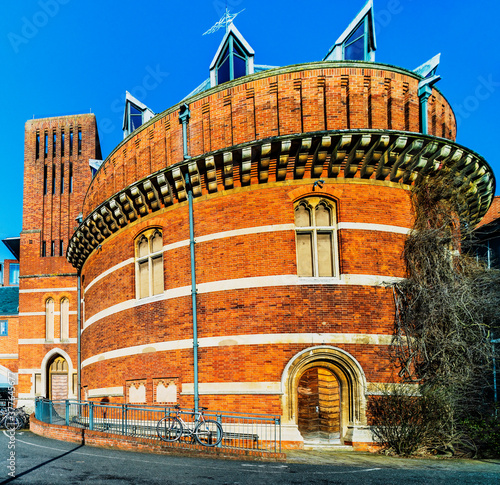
60 298 69 341
294 198 338 277
45 298 55 341
136 229 164 299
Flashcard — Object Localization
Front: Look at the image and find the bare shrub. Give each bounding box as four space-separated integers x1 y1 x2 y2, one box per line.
377 170 500 455
369 385 456 456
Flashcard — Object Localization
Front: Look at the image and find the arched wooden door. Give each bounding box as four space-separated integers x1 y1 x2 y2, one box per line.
297 367 341 442
48 356 68 400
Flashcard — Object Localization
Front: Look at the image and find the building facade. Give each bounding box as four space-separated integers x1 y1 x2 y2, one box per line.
65 10 493 447
3 2 495 448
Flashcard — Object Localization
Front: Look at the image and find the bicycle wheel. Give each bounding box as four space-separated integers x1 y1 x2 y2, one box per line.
156 416 183 442
194 419 222 447
2 414 22 431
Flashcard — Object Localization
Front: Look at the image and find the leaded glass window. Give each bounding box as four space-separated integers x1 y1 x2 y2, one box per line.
136 229 164 298
294 198 338 277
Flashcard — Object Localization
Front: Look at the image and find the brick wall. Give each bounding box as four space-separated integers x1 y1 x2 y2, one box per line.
79 181 410 413
83 63 456 216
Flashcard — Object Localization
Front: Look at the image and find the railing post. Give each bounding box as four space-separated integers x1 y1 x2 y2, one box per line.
89 402 94 431
65 400 69 426
277 417 281 453
122 404 127 436
49 401 53 424
216 413 223 448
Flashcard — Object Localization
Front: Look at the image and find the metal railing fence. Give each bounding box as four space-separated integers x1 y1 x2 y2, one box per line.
35 398 281 453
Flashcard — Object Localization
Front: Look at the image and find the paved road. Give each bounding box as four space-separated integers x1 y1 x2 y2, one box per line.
0 431 498 484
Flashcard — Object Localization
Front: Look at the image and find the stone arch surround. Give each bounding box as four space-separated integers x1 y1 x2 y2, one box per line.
281 346 367 444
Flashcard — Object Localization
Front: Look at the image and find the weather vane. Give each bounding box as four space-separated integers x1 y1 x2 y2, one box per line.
202 7 245 35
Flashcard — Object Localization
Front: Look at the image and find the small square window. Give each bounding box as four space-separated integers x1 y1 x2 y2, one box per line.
0 321 8 336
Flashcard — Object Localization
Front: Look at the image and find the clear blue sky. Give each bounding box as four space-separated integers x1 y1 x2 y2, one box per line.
0 0 499 262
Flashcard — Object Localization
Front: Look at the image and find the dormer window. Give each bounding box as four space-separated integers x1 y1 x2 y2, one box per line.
216 37 248 84
323 0 376 62
122 91 155 139
210 23 254 87
343 22 366 61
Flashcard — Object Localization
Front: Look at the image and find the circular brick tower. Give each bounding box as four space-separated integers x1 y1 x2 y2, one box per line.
67 13 494 448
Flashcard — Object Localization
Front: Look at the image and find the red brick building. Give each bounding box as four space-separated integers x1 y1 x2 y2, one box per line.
10 3 496 448
16 114 101 407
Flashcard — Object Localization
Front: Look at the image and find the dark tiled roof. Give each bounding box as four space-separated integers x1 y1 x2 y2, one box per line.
0 287 19 315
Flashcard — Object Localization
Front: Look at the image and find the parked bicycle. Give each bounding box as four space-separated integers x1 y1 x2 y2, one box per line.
0 406 30 430
156 405 223 447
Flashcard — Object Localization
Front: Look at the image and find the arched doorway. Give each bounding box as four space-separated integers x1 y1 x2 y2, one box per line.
47 355 68 400
297 367 341 442
281 346 367 444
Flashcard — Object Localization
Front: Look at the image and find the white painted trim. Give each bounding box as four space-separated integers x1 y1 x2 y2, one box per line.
18 369 41 374
87 387 124 398
83 273 401 330
181 382 281 395
82 332 393 368
198 275 306 293
163 239 190 252
19 338 77 345
0 354 18 359
337 222 410 235
19 311 77 317
342 274 401 286
195 224 294 244
19 287 77 294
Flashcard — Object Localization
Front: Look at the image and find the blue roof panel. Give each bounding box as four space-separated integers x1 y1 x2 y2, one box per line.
0 287 19 316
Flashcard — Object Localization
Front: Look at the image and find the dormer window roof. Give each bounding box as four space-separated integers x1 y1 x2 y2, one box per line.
414 53 441 79
209 23 254 87
122 91 155 139
323 0 376 62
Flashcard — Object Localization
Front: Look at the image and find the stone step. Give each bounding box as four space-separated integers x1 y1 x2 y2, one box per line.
303 442 354 451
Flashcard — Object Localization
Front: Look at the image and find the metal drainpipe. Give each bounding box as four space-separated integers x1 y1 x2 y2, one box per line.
75 212 83 403
186 173 199 413
179 103 199 412
418 84 432 135
77 271 81 402
417 75 440 136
